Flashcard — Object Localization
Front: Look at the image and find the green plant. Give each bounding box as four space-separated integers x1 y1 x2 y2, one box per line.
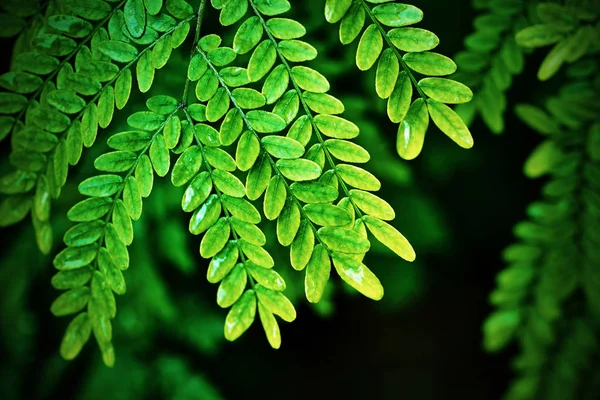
476 1 600 399
0 0 473 367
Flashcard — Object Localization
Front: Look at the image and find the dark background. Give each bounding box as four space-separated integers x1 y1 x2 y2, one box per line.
0 1 548 399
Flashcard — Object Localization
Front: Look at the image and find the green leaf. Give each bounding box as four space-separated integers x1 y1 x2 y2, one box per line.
200 217 230 258
231 218 266 246
304 204 351 226
277 199 300 246
387 71 412 123
0 195 31 227
254 0 291 16
303 92 344 115
149 134 170 177
364 215 415 261
232 88 266 109
105 223 129 270
67 197 113 222
78 175 123 197
371 3 423 27
426 99 474 149
337 164 381 191
53 245 98 270
262 64 289 105
98 248 126 295
51 287 90 316
189 194 221 235
255 285 296 322
324 0 352 23
47 89 86 114
125 0 146 38
331 252 384 300
419 78 472 104
171 146 202 186
246 110 286 133
220 109 244 145
136 51 154 93
403 52 457 76
208 47 237 67
279 40 318 62
128 111 164 131
388 28 439 52
222 195 261 224
115 69 132 110
206 87 231 122
97 87 115 128
68 0 111 20
258 303 281 349
266 18 306 39
248 262 286 291
291 220 314 270
350 189 394 220
304 244 331 303
240 241 274 268
262 136 304 159
290 181 338 203
212 169 246 198
248 40 276 82
207 242 239 283
94 151 137 172
195 123 221 147
135 155 154 197
515 24 565 47
320 224 371 255
205 147 236 172
98 40 139 63
0 92 27 114
146 95 178 115
234 16 263 54
287 115 312 146
220 0 248 26
51 267 94 290
112 200 133 245
182 172 213 212
276 159 321 181
339 1 365 45
164 116 181 149
33 34 77 57
246 154 272 200
217 263 247 308
236 131 261 171
397 98 428 160
375 48 399 99
273 90 299 124
291 66 329 93
224 289 256 341
514 104 560 135
314 115 359 139
264 175 287 220
59 313 92 360
356 24 382 71
63 221 105 247
325 139 370 163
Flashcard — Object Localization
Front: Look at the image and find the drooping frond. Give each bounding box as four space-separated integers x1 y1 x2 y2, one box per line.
0 0 194 255
483 59 600 400
515 1 600 81
323 0 475 159
452 0 529 134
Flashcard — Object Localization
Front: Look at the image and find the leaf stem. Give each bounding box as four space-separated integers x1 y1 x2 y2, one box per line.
181 0 208 104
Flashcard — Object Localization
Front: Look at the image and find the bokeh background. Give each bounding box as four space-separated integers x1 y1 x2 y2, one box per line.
0 1 550 399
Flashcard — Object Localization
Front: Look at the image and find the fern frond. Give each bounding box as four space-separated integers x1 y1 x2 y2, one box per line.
0 0 194 254
452 0 528 134
515 1 600 82
483 64 600 399
323 0 474 159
